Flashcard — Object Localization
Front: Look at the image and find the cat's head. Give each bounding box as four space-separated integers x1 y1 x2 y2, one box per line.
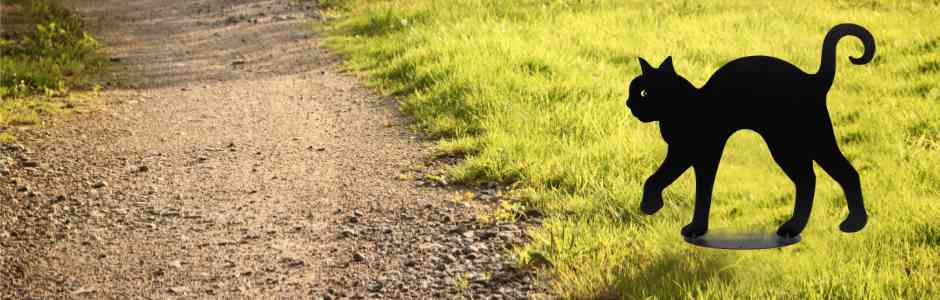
626 56 690 123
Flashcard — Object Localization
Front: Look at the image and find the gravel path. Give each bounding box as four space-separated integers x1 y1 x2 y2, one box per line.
0 1 542 299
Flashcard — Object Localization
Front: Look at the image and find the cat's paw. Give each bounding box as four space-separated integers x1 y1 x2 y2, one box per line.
839 213 868 233
640 195 664 215
776 219 807 238
681 222 708 238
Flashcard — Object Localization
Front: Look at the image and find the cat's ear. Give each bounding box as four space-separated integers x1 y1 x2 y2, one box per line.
659 56 675 74
638 57 655 74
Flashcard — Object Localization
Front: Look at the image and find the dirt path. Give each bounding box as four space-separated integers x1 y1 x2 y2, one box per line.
0 1 539 299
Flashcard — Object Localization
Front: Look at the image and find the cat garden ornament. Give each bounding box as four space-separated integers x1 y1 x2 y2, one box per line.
626 23 874 249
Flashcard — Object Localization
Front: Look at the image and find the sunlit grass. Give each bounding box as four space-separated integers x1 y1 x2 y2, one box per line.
1 0 105 139
323 0 940 298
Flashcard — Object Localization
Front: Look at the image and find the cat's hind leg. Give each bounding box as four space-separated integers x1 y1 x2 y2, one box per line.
642 147 691 214
767 144 817 238
814 138 868 233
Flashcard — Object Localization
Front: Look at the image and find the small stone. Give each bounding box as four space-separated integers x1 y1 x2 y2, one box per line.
21 161 39 168
169 260 183 269
340 229 356 238
440 254 457 264
353 252 366 262
418 242 443 251
284 258 305 268
463 243 484 254
15 185 29 192
169 286 190 294
71 286 96 295
137 165 149 172
498 231 515 241
92 181 108 189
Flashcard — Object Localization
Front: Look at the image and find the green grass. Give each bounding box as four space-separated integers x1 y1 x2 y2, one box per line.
322 1 940 298
0 0 104 141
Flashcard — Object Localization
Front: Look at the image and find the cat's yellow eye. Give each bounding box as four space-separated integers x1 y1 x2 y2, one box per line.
640 90 648 97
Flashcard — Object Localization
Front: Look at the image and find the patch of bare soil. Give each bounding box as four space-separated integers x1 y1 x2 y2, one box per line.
0 0 544 299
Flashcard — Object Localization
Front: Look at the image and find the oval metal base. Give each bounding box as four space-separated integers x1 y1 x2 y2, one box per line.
683 229 801 250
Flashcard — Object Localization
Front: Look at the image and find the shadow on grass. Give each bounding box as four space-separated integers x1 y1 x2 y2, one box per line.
608 250 734 299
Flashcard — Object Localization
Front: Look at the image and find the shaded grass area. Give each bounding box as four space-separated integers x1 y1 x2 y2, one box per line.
0 0 104 141
323 0 940 298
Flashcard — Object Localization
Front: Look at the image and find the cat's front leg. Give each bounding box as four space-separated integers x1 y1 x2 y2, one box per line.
641 148 690 214
682 151 722 238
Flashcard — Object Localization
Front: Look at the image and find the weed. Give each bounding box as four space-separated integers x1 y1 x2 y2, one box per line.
1 0 105 139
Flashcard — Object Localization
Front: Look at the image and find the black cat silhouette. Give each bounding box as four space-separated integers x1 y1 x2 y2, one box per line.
626 23 874 238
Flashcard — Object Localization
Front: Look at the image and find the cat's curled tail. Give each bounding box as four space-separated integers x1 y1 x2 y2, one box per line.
816 23 875 89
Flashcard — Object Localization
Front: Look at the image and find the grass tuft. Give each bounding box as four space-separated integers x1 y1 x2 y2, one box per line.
0 0 105 139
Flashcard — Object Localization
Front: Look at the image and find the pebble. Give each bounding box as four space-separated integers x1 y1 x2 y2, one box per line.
340 228 357 238
440 254 457 264
92 181 108 188
497 231 515 242
169 260 183 269
71 286 96 295
285 259 305 268
353 252 366 262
